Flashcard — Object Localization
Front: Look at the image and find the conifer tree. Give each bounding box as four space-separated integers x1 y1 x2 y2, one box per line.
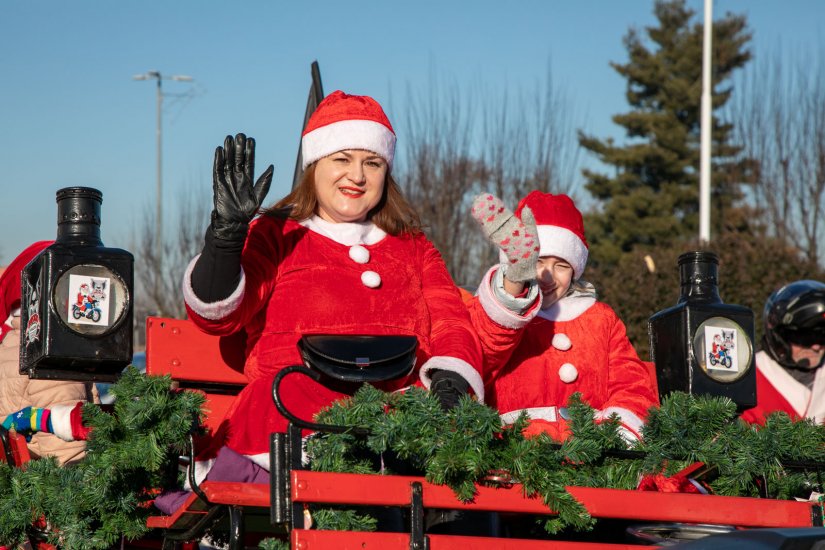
579 0 752 266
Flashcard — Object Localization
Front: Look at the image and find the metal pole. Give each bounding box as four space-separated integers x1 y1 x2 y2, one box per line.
155 75 163 272
134 71 193 276
699 0 713 243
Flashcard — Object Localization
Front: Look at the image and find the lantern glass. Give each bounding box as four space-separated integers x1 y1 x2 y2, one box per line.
692 316 753 383
51 264 130 337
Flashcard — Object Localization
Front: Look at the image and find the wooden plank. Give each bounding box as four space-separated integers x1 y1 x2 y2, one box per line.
145 316 247 385
199 481 270 507
146 492 206 529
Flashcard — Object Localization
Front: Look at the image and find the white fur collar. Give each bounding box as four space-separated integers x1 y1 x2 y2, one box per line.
299 215 387 246
537 294 596 322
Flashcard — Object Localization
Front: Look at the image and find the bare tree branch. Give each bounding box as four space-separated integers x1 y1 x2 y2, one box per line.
130 182 210 335
396 64 582 287
729 47 825 264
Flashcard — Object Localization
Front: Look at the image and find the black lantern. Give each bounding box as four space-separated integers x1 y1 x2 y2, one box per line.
19 187 134 382
648 251 756 411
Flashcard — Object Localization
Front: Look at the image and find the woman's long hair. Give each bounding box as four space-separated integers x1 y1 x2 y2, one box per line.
267 163 422 236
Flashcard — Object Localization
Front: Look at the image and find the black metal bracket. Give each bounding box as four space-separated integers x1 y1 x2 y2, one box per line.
228 505 245 550
186 433 209 504
290 423 304 531
812 504 824 527
271 432 289 526
409 481 429 550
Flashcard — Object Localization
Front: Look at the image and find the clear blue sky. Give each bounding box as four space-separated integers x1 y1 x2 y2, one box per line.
1 1 822 265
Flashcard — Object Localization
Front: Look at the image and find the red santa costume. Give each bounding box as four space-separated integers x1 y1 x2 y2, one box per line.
468 192 658 442
182 92 483 470
739 350 825 424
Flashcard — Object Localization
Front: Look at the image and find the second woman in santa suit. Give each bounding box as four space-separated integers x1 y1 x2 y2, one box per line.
468 191 658 443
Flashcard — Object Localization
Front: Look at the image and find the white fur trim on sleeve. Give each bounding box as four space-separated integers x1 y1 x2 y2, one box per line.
596 406 644 442
49 404 76 442
477 266 539 329
500 406 559 425
181 254 246 321
419 356 485 403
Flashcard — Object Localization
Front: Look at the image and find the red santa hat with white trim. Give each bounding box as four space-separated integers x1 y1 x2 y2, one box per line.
301 90 396 170
515 191 589 279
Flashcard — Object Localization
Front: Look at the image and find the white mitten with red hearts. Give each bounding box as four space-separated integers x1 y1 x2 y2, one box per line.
471 193 539 282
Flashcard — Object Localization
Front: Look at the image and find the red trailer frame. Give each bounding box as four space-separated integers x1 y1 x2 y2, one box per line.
142 316 825 549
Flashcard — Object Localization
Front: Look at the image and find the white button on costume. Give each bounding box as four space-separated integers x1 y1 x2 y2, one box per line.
552 333 571 351
361 270 381 288
349 245 370 264
558 362 578 383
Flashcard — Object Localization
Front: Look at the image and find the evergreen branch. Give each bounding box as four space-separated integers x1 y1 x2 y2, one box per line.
0 367 204 549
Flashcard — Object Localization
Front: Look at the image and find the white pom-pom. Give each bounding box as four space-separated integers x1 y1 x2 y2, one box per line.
349 245 370 264
558 363 578 383
361 270 381 288
552 333 571 351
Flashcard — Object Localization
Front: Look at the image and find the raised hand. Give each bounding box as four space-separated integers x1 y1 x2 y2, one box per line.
471 193 539 283
210 133 274 243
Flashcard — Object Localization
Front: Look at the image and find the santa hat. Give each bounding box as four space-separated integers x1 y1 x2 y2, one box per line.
515 191 588 278
301 90 396 170
0 241 53 341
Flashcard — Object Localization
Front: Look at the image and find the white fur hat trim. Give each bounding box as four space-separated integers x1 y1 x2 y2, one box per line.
552 333 571 351
302 119 396 170
535 225 589 279
349 245 370 264
361 271 381 288
559 363 578 383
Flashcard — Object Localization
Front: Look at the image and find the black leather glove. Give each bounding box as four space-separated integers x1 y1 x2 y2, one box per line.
430 370 471 411
210 133 274 243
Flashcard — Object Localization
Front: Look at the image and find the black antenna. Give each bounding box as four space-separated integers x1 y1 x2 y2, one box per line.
292 61 325 190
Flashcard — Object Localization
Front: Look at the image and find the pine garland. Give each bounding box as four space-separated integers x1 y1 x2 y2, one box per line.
303 385 825 535
0 367 204 549
5 369 825 547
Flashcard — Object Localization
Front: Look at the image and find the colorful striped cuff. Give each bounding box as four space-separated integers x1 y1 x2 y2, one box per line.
32 407 52 433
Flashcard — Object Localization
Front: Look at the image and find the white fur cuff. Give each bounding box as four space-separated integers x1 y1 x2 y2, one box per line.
596 406 644 442
477 266 539 329
49 404 75 441
419 356 485 403
182 255 246 321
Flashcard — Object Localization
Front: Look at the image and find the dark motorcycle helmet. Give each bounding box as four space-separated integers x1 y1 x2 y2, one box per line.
763 280 825 369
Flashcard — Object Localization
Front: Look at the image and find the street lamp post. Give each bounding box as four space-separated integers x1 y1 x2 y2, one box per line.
699 0 713 243
133 71 193 272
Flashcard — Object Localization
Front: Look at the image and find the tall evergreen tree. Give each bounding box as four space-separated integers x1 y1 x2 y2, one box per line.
579 0 752 266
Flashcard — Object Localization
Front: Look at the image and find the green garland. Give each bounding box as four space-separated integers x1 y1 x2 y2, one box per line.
0 367 204 549
4 369 825 548
302 385 825 535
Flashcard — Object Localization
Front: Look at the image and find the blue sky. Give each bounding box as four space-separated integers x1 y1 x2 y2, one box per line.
1 1 823 265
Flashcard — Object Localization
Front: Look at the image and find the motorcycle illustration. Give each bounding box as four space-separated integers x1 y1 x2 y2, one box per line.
72 301 102 323
708 348 732 369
